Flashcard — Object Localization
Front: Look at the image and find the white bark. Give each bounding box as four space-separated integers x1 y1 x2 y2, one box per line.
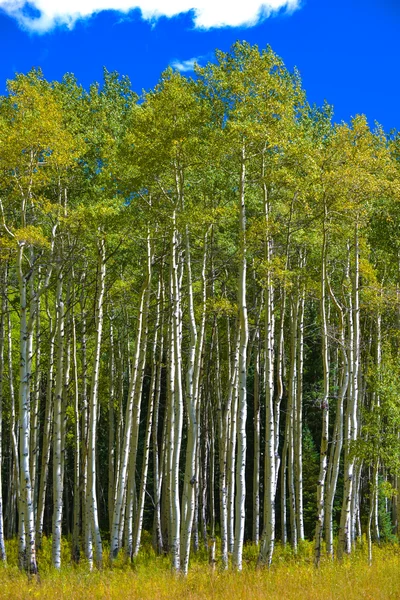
132 279 161 559
86 237 106 568
180 229 208 574
233 144 248 571
17 241 38 574
124 233 152 558
0 266 6 562
314 215 329 567
324 270 349 556
258 184 275 565
170 215 183 571
52 266 65 569
109 238 151 561
71 301 81 563
338 227 360 558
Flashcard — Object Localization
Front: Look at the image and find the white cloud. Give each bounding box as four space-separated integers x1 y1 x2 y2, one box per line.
0 1 301 33
170 57 199 72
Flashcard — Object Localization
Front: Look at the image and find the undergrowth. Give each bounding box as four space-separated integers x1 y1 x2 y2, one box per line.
0 537 399 599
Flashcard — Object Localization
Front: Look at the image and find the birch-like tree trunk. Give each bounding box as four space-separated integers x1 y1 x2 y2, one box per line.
324 271 349 556
71 299 81 563
17 240 38 574
338 227 360 559
180 229 208 574
86 237 106 568
314 214 330 567
295 278 305 543
252 334 260 546
132 279 161 559
219 322 239 568
287 293 298 551
109 236 151 561
124 233 152 559
52 266 65 569
152 280 165 555
233 144 248 571
170 213 183 571
0 265 6 562
6 294 19 542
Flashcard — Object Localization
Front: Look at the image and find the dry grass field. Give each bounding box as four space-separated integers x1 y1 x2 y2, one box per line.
0 539 399 599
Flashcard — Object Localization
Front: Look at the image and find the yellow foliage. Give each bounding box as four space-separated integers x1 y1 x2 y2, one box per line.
14 225 50 248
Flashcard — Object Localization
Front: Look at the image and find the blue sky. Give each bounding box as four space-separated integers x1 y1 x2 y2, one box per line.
0 0 399 131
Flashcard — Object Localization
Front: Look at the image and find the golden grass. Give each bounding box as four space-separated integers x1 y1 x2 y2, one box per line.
0 540 399 599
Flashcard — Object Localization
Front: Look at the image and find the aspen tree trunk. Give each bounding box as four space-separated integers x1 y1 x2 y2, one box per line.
80 271 91 563
152 281 165 555
124 233 152 558
108 316 115 535
252 334 260 546
170 213 183 571
165 315 174 555
368 459 379 566
63 290 71 539
86 237 106 568
314 214 329 567
274 193 294 500
338 227 360 558
52 266 65 569
0 266 6 562
17 241 38 574
281 438 288 546
71 302 80 563
200 391 209 550
132 280 162 559
159 388 170 552
113 338 124 532
233 144 248 571
109 240 151 561
219 323 239 568
258 209 275 566
209 399 216 565
295 278 305 542
352 460 362 547
181 230 208 574
6 295 19 541
372 309 382 546
227 332 239 553
181 227 198 541
29 267 41 519
324 277 349 557
287 293 298 551
275 286 286 489
36 300 55 548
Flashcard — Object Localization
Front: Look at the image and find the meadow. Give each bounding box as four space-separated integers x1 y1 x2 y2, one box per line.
0 538 399 599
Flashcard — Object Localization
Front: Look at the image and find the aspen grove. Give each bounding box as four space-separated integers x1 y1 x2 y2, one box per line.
1 42 400 575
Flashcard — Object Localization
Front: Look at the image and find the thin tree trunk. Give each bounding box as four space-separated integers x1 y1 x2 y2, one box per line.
17 242 38 574
314 213 330 567
86 237 106 568
52 266 65 569
233 144 248 571
0 266 6 562
71 299 81 563
110 237 151 561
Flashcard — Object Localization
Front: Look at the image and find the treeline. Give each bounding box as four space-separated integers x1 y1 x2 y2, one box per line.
0 41 400 574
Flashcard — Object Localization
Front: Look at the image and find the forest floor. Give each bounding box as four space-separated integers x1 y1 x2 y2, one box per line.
0 538 399 599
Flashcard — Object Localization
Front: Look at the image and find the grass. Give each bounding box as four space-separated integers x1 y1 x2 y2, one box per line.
0 538 399 599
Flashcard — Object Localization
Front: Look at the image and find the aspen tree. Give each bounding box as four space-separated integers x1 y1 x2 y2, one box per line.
52 265 65 569
86 236 106 568
314 204 330 567
132 278 161 558
0 266 6 562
